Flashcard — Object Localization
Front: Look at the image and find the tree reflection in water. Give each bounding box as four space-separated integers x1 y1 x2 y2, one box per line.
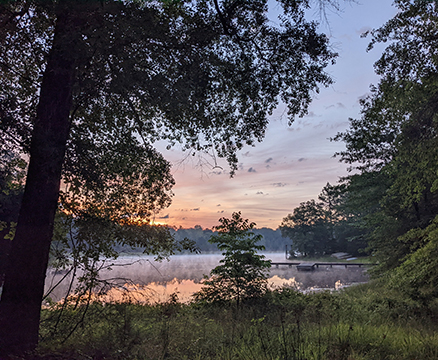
44 253 369 304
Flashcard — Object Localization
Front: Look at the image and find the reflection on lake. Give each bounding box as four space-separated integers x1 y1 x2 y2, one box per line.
44 253 369 304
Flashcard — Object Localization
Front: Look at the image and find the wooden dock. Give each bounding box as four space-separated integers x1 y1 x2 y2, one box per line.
271 262 376 270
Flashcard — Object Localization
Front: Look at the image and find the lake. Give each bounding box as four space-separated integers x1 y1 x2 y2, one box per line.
44 253 370 304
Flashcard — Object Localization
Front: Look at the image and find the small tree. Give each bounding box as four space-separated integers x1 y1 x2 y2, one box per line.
194 212 271 306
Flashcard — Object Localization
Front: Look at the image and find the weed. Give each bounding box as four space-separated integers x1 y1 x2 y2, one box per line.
36 281 438 360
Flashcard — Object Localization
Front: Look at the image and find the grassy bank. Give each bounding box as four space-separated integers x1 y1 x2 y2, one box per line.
34 280 438 360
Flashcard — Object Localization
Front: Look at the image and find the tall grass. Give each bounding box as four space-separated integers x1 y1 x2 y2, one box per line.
36 281 438 360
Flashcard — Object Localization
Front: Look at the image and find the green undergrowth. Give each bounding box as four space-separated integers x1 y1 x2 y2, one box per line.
35 281 438 360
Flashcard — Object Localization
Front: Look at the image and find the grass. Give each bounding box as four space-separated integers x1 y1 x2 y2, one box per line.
33 280 438 360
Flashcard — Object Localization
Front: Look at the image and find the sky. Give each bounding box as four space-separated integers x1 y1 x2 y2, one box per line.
153 0 397 230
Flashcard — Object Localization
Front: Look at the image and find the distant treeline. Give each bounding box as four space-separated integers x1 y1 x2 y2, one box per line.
113 226 288 254
172 226 288 253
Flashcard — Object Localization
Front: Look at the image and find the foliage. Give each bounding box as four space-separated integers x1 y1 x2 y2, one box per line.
28 2 438 357
46 211 197 311
329 1 438 276
281 199 332 257
0 0 338 352
193 212 271 305
0 0 338 254
252 227 288 251
36 282 438 360
280 183 367 257
172 225 217 253
1 0 336 178
388 215 438 306
0 149 26 225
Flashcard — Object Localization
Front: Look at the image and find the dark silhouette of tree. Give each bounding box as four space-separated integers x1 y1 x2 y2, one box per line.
280 183 368 257
0 150 25 290
0 0 335 354
280 199 332 257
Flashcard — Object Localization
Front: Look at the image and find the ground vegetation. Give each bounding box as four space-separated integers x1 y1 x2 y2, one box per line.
32 281 438 360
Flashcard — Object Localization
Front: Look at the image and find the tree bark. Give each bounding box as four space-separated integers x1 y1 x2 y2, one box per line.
0 9 78 355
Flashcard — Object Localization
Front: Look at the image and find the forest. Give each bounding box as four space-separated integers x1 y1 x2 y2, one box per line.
1 0 438 359
110 226 288 253
280 0 438 281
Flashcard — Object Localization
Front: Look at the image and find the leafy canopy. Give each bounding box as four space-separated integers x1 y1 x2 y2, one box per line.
0 0 337 254
1 0 335 180
332 0 438 272
280 183 367 257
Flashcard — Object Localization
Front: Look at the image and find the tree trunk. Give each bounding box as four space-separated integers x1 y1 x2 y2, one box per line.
0 9 78 356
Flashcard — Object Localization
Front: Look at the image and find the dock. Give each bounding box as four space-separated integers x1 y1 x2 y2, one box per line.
270 262 376 271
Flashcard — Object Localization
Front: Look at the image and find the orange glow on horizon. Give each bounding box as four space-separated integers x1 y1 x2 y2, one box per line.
125 216 171 227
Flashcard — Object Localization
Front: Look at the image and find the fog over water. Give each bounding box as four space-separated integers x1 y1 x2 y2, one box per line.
44 253 369 304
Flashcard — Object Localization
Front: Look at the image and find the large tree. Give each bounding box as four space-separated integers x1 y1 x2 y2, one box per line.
280 199 332 256
0 0 336 354
280 183 366 257
333 0 438 272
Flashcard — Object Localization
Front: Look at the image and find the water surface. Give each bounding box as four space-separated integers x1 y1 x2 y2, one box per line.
44 253 369 304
